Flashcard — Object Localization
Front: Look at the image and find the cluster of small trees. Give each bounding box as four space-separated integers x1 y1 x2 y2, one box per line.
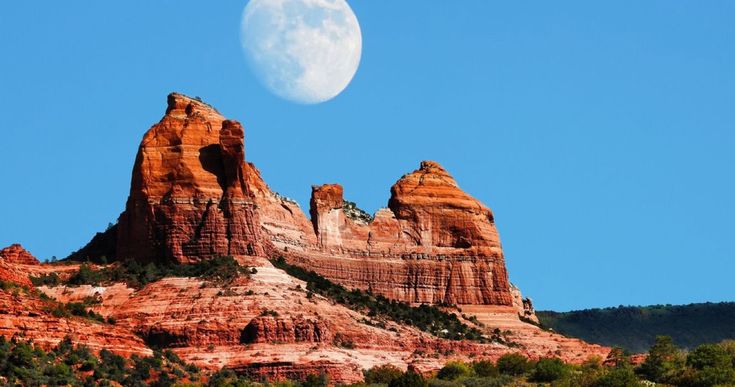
362 355 571 387
537 302 735 353
359 336 735 387
0 336 199 386
636 336 735 386
31 255 251 289
1 279 113 325
2 334 734 386
45 300 109 324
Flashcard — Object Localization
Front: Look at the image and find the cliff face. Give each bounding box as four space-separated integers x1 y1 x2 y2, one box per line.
117 94 269 264
296 161 514 306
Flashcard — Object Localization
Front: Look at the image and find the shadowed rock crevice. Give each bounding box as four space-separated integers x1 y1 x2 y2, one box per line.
198 144 226 191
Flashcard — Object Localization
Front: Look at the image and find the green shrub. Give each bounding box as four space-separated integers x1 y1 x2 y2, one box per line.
593 366 642 387
302 373 329 387
364 364 403 384
529 357 568 382
260 309 279 317
68 263 105 286
0 335 204 386
460 376 515 387
637 335 685 383
389 371 428 387
333 333 356 349
428 379 462 387
687 343 732 370
30 272 61 287
472 360 499 377
62 256 249 289
496 353 529 376
437 361 473 380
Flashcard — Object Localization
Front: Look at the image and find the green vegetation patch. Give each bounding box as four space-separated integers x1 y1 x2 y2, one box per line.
0 336 200 386
538 302 735 352
34 256 250 289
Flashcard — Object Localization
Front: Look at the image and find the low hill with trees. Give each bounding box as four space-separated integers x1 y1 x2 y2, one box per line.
538 302 735 353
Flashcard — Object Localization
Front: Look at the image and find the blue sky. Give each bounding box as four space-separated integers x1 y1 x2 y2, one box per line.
1 1 733 311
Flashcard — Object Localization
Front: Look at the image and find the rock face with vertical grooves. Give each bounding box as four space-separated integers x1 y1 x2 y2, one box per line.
116 94 269 264
296 161 515 307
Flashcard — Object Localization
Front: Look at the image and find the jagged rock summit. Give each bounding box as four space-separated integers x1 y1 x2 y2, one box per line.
0 243 40 265
0 244 39 287
117 93 269 264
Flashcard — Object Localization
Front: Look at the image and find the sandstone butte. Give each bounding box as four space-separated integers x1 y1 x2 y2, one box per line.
0 94 610 384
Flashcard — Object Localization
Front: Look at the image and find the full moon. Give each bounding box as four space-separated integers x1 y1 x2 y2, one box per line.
240 0 362 104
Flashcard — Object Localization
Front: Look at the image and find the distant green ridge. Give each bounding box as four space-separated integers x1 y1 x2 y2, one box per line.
537 302 735 353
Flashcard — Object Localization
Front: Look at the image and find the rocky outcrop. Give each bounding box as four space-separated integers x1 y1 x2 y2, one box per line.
0 244 38 287
241 315 331 344
0 244 40 265
0 262 33 287
511 283 538 323
116 94 270 264
235 361 364 385
291 161 515 307
0 283 150 357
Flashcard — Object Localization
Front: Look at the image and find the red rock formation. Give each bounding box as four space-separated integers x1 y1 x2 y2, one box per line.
0 244 38 287
244 162 317 251
0 262 33 287
0 243 40 265
117 93 269 264
0 284 150 357
241 315 331 344
106 93 528 316
1 93 613 384
289 162 515 307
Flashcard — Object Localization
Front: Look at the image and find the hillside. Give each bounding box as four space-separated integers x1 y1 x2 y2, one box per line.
0 93 612 384
538 302 735 353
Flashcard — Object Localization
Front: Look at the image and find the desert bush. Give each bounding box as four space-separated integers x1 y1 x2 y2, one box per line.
472 360 499 378
437 361 473 380
529 357 568 382
636 335 685 383
30 272 61 287
63 256 249 289
388 371 428 387
496 353 529 376
593 366 642 387
364 364 404 384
